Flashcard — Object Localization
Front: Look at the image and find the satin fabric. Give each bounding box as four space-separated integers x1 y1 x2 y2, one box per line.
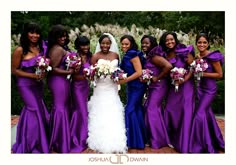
47 52 74 153
164 44 195 153
189 51 225 153
120 49 147 149
70 58 90 152
12 52 50 153
144 46 171 149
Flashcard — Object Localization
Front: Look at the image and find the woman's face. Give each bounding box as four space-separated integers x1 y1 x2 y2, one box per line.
100 37 111 53
165 34 176 49
141 38 151 53
79 45 90 54
196 36 209 52
57 33 67 46
121 38 131 53
27 32 40 44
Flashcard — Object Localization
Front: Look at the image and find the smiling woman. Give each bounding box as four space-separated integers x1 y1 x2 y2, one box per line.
189 33 225 153
11 22 50 153
86 33 127 154
46 24 74 153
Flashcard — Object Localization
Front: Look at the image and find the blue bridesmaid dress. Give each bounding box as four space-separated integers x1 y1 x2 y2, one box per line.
120 49 147 149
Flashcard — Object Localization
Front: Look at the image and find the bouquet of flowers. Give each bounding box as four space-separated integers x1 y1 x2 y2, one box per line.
170 67 187 92
65 53 81 79
83 64 97 87
95 60 115 78
35 56 52 75
110 67 127 82
190 59 208 81
140 69 153 85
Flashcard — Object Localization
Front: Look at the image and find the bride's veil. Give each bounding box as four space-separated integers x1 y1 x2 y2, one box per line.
95 33 121 61
95 33 122 90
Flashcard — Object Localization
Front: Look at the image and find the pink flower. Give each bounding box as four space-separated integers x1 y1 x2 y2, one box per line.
111 68 127 82
190 59 208 80
170 67 187 92
82 64 97 87
140 69 153 85
35 56 52 75
141 69 153 80
65 53 82 79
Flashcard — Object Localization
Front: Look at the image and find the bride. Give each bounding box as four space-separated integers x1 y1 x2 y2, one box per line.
87 33 127 153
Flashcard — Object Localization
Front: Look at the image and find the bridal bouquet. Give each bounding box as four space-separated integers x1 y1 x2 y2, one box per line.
65 53 81 79
190 59 208 81
110 67 127 82
140 69 153 85
170 67 187 92
35 56 52 75
95 60 115 78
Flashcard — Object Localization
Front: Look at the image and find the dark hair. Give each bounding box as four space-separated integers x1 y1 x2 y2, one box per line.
46 24 69 56
141 35 158 52
159 31 180 52
74 35 92 58
98 34 111 44
120 34 138 50
20 22 43 55
74 35 90 50
196 32 210 50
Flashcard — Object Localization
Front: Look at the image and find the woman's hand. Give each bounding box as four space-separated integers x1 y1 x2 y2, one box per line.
68 68 74 74
74 65 81 73
35 71 46 81
151 76 158 83
117 79 127 85
174 78 184 86
139 77 148 83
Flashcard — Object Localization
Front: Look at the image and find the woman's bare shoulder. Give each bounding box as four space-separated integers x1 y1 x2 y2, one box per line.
13 46 23 53
12 46 23 57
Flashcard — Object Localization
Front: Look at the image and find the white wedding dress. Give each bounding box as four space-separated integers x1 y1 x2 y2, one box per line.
87 59 127 153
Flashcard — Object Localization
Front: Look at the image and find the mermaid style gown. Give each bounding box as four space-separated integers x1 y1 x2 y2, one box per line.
47 53 73 153
164 44 195 153
120 50 147 149
144 46 170 149
70 58 90 152
87 59 127 153
189 51 225 153
12 52 50 153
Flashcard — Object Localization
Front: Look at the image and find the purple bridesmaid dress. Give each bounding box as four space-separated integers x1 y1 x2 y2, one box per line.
144 46 170 149
12 52 50 153
70 58 90 152
189 51 225 153
164 44 195 153
47 53 72 153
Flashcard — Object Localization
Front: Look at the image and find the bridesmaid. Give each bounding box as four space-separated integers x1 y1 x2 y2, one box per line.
160 32 195 153
70 36 92 152
189 33 225 153
11 22 49 153
119 34 147 149
47 24 73 153
144 44 173 149
140 35 158 58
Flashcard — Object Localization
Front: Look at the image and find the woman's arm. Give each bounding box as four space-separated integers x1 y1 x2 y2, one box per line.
151 55 172 82
49 46 73 75
203 61 223 79
11 47 40 79
183 53 194 82
119 56 142 84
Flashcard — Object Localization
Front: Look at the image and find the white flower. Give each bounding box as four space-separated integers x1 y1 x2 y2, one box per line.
46 66 52 71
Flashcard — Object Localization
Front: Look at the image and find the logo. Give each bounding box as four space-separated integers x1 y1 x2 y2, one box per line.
88 154 148 164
